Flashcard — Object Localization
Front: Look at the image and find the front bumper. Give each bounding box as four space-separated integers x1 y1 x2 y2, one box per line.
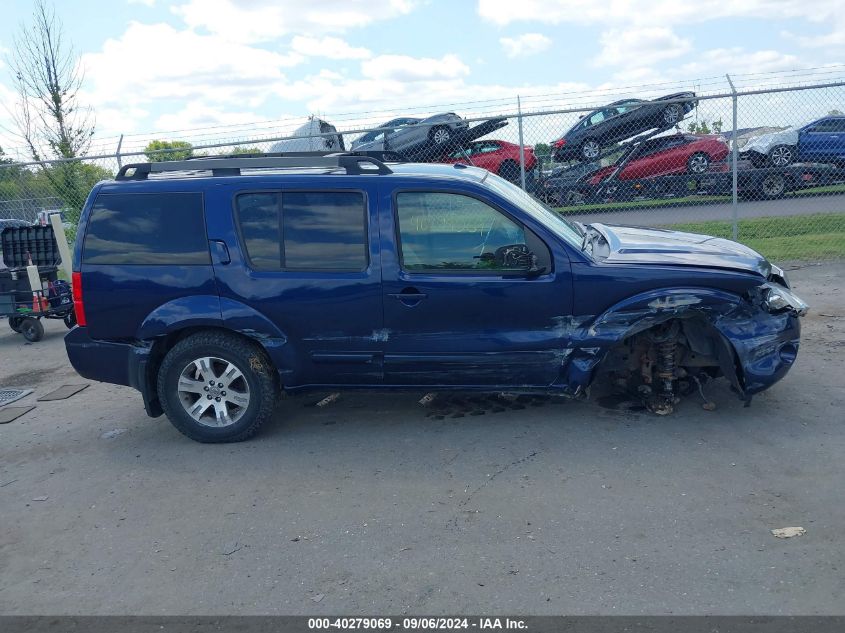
719 310 802 396
65 327 162 417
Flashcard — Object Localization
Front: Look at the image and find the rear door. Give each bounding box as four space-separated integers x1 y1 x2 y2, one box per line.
207 181 384 387
378 186 570 387
799 119 838 161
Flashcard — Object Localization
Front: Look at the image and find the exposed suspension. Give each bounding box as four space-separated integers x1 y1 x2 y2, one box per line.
648 321 680 415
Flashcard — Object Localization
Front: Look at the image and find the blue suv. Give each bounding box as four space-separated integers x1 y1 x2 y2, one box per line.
65 154 807 442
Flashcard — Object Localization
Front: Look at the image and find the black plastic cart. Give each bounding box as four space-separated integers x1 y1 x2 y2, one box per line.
1 224 75 342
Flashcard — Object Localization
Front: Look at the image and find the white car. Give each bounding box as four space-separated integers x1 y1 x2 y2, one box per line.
740 126 800 167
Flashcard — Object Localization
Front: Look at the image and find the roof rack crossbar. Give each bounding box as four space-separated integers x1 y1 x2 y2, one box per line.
115 152 394 180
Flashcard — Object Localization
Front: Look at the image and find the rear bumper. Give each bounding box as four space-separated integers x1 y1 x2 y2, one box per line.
64 327 162 417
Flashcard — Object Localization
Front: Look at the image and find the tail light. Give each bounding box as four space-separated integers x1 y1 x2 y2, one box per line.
71 271 86 327
554 139 566 148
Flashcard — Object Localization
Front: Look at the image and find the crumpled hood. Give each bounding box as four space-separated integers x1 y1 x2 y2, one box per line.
742 127 799 154
589 223 771 277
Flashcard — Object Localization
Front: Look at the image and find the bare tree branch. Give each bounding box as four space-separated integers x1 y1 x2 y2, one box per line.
6 0 95 163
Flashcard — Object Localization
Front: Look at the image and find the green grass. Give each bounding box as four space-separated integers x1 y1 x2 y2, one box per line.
791 183 845 196
553 195 729 214
661 213 845 261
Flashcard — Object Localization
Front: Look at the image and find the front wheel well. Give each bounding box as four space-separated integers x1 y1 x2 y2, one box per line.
591 315 743 407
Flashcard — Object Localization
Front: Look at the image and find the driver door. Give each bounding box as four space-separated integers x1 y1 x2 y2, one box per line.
379 189 566 387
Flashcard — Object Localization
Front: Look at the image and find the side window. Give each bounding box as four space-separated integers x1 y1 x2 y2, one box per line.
588 111 606 126
84 192 209 265
236 191 367 272
396 192 529 272
283 192 366 271
238 192 280 270
807 120 836 133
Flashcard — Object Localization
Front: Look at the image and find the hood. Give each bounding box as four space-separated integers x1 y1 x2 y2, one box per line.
588 223 771 277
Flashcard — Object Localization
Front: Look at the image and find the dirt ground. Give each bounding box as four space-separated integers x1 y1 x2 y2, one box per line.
0 262 843 615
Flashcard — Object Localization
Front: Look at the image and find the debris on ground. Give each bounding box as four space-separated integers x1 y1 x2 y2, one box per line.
31 496 48 502
221 540 243 555
418 393 437 406
37 384 89 401
310 593 325 603
315 393 340 408
100 428 127 439
771 526 806 539
0 406 35 424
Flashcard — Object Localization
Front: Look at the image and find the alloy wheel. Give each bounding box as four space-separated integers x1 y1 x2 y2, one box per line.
769 146 793 167
582 140 600 160
432 127 451 144
177 356 251 427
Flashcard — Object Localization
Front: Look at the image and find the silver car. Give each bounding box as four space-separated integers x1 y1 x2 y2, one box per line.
352 113 468 158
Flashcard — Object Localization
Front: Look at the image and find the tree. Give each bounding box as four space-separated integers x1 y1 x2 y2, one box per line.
144 140 195 162
6 0 96 224
533 142 551 158
229 147 263 156
828 109 843 116
687 119 723 134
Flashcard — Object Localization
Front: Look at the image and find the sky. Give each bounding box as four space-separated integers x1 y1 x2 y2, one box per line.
1 0 844 159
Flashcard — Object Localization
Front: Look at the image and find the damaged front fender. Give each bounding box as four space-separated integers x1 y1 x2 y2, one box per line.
558 286 802 401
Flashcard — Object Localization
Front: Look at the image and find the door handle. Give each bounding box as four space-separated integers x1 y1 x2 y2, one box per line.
388 288 428 306
209 240 231 265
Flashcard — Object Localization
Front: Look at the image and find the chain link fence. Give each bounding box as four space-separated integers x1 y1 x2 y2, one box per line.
2 77 844 263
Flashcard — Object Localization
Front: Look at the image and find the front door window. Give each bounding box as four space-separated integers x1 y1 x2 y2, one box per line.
395 192 529 272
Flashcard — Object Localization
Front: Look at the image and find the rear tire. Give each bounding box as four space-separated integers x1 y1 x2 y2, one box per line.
662 104 683 126
429 126 451 145
580 139 601 161
157 331 278 443
20 317 44 342
759 173 787 199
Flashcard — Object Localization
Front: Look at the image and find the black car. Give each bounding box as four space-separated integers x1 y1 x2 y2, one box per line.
538 162 600 206
552 92 697 162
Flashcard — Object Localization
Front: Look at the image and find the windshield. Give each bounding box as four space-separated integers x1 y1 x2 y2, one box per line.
482 173 583 249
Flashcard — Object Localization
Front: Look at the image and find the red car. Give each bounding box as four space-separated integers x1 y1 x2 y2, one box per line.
587 134 729 185
438 140 537 182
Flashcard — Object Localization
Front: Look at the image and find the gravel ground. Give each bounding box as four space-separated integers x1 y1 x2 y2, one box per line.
0 262 843 615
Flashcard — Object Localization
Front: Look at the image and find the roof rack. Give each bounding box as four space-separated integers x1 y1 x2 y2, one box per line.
115 151 397 181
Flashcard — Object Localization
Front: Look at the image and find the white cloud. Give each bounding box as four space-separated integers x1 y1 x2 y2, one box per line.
291 35 371 60
361 54 469 82
477 0 842 27
595 27 691 68
674 48 800 78
499 33 551 59
80 22 302 116
153 101 265 132
172 0 416 43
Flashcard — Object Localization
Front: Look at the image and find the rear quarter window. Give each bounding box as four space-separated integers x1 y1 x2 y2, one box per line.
83 192 209 265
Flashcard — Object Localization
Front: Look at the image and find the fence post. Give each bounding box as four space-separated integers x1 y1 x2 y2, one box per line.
726 74 739 241
517 95 527 190
116 134 124 169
